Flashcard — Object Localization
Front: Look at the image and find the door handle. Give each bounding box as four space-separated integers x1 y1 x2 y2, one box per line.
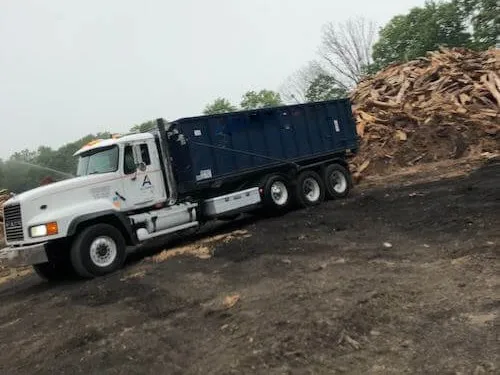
115 192 126 201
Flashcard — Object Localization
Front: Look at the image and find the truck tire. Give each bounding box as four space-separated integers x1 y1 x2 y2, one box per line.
323 163 352 199
33 262 69 282
262 174 292 212
70 223 127 279
294 170 325 208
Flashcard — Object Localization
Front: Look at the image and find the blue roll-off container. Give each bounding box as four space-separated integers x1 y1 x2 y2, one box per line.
165 99 358 194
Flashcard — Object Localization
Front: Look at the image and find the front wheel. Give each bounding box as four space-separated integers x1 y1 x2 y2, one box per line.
70 224 127 279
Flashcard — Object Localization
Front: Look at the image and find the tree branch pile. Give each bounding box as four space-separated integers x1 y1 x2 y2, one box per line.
350 47 500 181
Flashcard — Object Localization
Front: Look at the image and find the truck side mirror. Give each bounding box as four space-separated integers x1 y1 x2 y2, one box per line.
137 162 147 172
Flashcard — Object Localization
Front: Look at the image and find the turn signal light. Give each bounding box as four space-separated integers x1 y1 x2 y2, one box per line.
46 222 58 236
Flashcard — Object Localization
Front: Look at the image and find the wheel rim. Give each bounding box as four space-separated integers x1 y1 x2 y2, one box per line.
303 177 321 202
89 236 117 267
331 171 347 194
270 181 289 206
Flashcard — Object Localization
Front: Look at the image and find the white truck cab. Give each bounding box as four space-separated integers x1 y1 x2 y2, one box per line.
0 130 203 279
4 133 167 246
74 133 167 211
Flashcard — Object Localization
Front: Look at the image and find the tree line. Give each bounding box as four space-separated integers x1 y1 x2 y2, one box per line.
0 0 496 193
205 0 497 111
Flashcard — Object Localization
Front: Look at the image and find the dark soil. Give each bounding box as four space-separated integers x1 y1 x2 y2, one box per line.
0 159 498 375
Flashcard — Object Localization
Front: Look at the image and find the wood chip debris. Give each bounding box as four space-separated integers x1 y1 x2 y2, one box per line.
222 294 241 309
151 229 250 262
202 293 241 314
349 47 500 181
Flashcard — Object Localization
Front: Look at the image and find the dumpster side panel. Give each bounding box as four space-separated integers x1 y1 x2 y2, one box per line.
167 99 357 193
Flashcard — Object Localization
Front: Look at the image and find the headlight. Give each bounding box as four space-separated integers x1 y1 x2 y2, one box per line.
29 222 58 238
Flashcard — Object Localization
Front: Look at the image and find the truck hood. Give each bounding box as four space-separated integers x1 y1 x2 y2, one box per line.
3 173 115 206
2 172 124 246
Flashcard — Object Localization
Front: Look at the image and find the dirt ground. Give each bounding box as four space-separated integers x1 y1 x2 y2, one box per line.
0 158 498 375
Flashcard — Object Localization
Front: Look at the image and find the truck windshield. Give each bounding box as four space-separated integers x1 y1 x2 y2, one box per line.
76 146 119 176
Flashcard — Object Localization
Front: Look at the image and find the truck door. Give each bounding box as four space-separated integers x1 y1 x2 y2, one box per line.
120 141 166 210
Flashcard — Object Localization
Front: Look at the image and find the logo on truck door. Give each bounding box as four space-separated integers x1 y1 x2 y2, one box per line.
142 175 152 188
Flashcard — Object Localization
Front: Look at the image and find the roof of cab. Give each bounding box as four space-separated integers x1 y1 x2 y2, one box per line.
73 133 155 156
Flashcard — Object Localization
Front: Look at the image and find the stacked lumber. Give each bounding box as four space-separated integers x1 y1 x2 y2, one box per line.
350 47 500 180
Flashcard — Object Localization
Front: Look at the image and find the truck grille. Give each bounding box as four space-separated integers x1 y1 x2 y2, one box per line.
3 204 24 242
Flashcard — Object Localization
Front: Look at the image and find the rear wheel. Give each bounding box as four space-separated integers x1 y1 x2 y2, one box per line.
70 224 126 279
294 170 325 208
323 164 352 199
262 175 292 213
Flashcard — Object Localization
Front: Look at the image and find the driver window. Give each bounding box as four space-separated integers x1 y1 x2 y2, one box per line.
124 145 136 175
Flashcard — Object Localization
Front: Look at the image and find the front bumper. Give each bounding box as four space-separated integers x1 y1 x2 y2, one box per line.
0 242 49 267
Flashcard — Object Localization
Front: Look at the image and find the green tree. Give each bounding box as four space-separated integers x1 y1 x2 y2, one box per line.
280 18 376 103
203 98 237 115
305 74 348 102
280 62 324 103
372 0 472 68
35 146 56 167
0 159 5 190
129 120 156 133
48 132 111 174
2 159 46 192
240 90 282 110
0 132 115 192
455 0 499 49
10 149 37 162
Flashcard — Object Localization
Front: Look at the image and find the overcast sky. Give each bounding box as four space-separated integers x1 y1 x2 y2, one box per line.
0 0 426 158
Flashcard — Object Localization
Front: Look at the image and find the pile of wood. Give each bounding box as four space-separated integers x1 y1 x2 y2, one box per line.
350 47 500 180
